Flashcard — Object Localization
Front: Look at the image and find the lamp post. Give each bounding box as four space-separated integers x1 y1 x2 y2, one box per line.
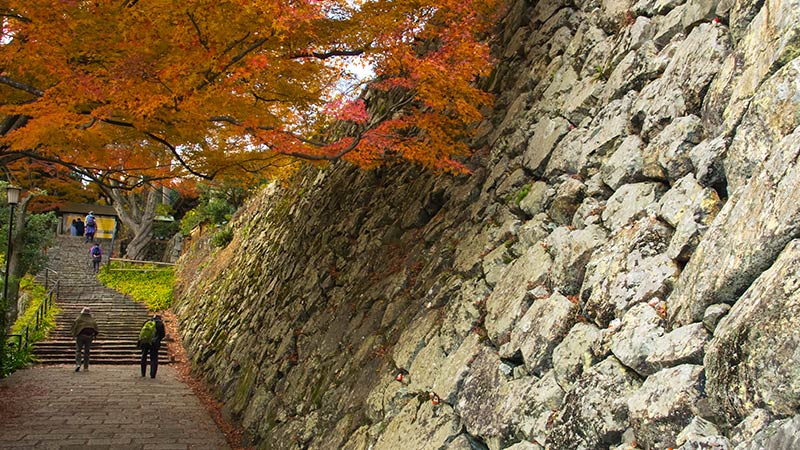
1 185 21 371
2 185 21 341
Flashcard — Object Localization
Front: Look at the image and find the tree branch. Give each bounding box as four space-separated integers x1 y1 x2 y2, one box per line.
143 132 214 180
0 10 32 23
0 76 45 97
186 11 209 51
289 49 365 60
196 37 269 90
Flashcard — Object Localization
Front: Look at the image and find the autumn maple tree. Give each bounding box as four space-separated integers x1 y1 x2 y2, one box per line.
0 0 499 261
1 0 499 171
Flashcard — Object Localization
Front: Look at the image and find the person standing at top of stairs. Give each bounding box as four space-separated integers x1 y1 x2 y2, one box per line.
71 307 99 372
84 211 96 243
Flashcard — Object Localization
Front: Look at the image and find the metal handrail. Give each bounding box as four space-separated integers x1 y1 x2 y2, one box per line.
41 267 59 298
3 270 59 352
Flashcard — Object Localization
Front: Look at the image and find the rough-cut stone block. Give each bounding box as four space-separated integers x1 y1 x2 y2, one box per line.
645 323 709 373
523 117 572 173
552 322 605 390
737 415 800 450
485 244 553 343
669 129 800 326
627 364 706 448
610 303 665 376
729 408 772 447
634 23 729 139
702 303 731 333
547 225 607 295
705 0 800 152
643 115 702 182
374 399 462 450
725 59 800 194
602 182 667 232
705 239 800 426
518 181 553 217
547 356 642 449
510 293 579 376
675 416 722 447
582 218 676 327
601 135 646 191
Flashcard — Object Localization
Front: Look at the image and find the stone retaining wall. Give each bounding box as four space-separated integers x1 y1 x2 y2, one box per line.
175 0 800 448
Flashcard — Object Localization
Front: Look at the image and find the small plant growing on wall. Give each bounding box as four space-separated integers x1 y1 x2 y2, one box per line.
211 227 233 248
515 184 532 206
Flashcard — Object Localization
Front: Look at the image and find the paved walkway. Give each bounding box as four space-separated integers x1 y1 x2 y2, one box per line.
0 364 231 449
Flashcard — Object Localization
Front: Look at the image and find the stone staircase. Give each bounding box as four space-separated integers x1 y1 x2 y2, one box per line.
33 236 169 365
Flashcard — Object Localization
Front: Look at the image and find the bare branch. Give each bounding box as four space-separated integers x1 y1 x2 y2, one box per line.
143 132 215 180
186 11 210 51
289 49 365 60
0 76 45 97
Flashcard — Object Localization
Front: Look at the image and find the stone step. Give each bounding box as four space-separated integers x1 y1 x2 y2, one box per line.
33 236 171 366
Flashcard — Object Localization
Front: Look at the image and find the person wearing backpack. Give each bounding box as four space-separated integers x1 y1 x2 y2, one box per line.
90 243 102 274
84 212 97 243
70 307 99 372
138 314 166 378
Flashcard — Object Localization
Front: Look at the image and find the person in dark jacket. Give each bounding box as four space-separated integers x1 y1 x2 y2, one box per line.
74 218 85 237
140 315 166 378
70 307 99 372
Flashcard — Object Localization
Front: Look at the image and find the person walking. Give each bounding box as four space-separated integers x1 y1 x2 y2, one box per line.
70 307 99 372
69 218 78 236
90 243 103 274
139 314 166 378
84 212 97 243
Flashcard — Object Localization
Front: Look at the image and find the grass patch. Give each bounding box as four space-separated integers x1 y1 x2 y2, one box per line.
98 262 175 311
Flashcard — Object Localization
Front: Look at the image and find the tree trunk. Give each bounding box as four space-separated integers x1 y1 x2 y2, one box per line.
124 219 154 261
108 186 159 261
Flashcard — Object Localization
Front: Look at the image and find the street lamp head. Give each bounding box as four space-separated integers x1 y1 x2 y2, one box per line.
6 185 21 205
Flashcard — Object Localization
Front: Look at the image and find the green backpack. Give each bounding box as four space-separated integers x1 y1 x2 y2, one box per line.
139 320 156 346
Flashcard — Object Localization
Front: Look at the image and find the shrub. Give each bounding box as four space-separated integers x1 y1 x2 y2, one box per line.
211 227 233 248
